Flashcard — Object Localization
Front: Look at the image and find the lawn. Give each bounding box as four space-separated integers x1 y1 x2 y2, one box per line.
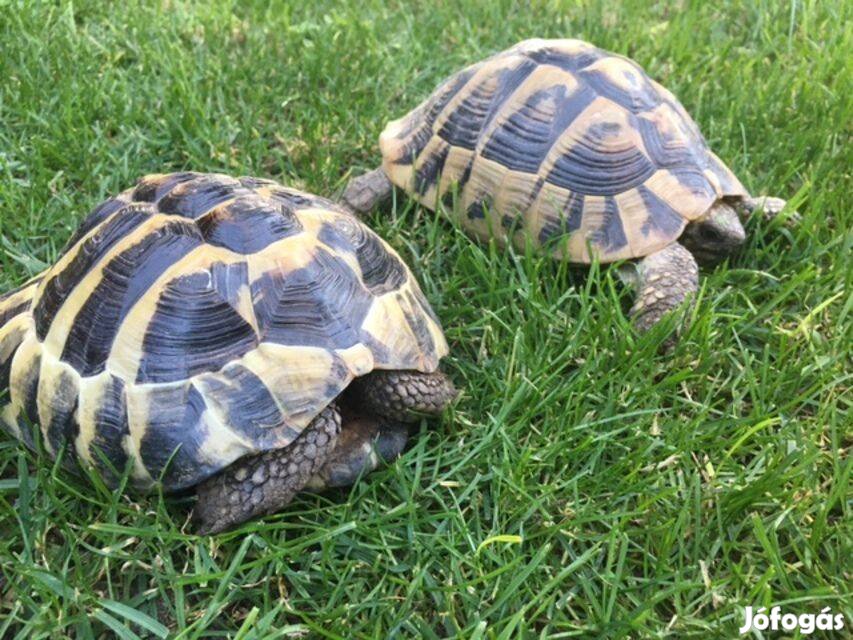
0 0 850 637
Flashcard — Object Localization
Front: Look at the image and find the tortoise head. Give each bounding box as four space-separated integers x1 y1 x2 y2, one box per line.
680 200 746 264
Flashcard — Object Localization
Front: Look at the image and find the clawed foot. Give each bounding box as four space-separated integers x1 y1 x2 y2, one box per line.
629 242 699 347
193 404 341 534
306 416 410 490
741 196 801 226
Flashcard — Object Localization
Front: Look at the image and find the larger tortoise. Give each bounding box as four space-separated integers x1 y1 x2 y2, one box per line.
344 39 796 335
0 172 456 533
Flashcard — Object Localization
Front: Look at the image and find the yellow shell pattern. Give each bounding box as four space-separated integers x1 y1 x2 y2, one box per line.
0 173 448 490
380 39 747 263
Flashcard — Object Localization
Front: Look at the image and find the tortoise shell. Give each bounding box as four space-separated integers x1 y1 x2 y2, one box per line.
0 173 447 490
380 38 748 263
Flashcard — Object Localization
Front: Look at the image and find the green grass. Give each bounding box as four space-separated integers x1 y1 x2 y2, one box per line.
1 0 850 637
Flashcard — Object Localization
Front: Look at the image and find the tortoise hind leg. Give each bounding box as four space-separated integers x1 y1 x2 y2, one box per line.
306 370 457 491
306 415 410 491
342 167 393 216
629 242 699 338
193 403 341 534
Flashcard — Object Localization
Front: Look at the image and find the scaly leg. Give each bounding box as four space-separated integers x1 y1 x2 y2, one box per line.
348 370 458 423
193 403 341 534
306 370 456 491
739 196 800 225
306 414 410 490
630 242 699 336
341 167 394 216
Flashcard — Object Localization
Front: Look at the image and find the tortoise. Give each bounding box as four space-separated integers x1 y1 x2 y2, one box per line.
0 172 456 534
343 38 797 335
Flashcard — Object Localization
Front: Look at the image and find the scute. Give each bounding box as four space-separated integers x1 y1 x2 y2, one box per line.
136 266 260 383
60 219 205 377
33 204 154 339
380 38 748 263
88 373 129 482
197 196 303 253
0 173 449 490
157 174 247 219
251 248 373 351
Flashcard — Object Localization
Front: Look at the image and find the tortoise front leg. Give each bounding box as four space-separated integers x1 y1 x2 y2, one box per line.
738 196 801 225
342 167 394 216
193 403 341 534
629 242 699 336
348 369 458 422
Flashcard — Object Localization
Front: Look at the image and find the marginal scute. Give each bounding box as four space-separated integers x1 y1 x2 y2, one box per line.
439 148 475 198
8 337 43 448
537 191 585 246
643 170 715 221
705 151 747 197
493 173 543 235
380 38 748 262
335 343 375 377
89 373 131 481
635 186 688 239
596 196 629 254
467 199 489 220
414 143 450 196
0 315 29 394
0 277 40 328
460 156 505 234
37 356 80 460
136 382 220 489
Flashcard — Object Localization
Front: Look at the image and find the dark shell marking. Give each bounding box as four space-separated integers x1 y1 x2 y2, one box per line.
0 173 448 490
61 220 205 377
380 38 747 263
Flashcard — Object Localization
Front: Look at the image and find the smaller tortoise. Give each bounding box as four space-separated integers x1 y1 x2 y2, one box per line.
344 39 797 336
0 172 456 533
